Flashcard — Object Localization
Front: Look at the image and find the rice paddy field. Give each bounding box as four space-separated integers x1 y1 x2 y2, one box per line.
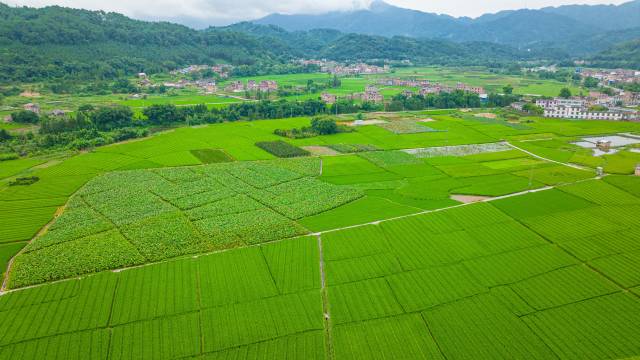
1 108 640 359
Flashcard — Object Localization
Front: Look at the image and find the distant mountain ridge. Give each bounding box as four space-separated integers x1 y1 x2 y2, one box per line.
254 0 640 50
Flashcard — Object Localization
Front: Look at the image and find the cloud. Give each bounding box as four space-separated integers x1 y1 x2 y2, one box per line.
4 0 372 25
3 0 630 26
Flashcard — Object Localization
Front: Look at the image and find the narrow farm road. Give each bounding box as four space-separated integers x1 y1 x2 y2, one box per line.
505 141 591 171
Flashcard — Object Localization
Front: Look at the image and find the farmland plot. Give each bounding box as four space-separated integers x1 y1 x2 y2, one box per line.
2 113 640 359
423 293 557 359
7 158 361 288
332 314 444 360
523 293 640 360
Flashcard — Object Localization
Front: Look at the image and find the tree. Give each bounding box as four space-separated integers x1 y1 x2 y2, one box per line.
503 84 514 94
522 103 544 115
331 75 341 88
559 88 572 99
588 105 608 112
310 117 338 135
0 129 11 141
143 104 184 125
583 77 599 88
91 106 134 130
11 110 39 124
111 78 138 94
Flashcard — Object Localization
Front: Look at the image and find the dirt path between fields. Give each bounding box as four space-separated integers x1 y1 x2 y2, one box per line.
505 141 591 171
317 234 334 358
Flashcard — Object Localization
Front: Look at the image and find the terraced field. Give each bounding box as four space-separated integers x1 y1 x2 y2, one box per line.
1 111 640 359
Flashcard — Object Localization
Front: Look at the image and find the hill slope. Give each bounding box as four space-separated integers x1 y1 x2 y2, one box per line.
254 0 640 50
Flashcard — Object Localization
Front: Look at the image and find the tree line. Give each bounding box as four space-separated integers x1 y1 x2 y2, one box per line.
1 91 519 155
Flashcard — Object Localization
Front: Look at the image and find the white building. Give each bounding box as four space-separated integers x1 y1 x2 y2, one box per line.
538 97 638 121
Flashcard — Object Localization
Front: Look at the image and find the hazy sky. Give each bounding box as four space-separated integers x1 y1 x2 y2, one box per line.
4 0 630 26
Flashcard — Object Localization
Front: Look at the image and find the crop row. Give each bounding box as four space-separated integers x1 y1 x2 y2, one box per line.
9 158 357 287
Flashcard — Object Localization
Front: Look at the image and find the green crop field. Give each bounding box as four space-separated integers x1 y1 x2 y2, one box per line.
1 104 640 359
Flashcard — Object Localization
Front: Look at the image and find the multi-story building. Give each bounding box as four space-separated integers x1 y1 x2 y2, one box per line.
258 80 278 92
536 98 587 109
225 81 244 92
538 97 639 121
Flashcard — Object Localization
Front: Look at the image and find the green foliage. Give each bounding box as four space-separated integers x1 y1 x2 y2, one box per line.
310 116 338 135
8 176 39 186
189 149 234 163
327 143 379 153
559 87 572 98
255 140 310 158
10 110 39 124
90 106 134 131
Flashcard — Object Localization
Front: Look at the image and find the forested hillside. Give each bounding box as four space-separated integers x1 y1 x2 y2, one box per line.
0 2 638 83
0 4 277 81
591 39 640 70
0 4 537 82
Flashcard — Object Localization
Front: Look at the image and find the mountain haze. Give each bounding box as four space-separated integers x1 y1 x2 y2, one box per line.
255 0 640 48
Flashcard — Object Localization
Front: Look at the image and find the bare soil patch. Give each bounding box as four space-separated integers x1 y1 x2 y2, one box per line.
302 146 340 156
474 113 498 119
20 91 41 98
450 194 492 203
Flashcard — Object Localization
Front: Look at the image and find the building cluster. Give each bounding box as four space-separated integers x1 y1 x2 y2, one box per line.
377 78 487 97
295 59 389 75
535 97 639 121
321 86 384 104
579 68 640 85
329 63 389 76
377 78 431 87
159 79 218 94
6 103 67 121
224 80 279 93
588 90 640 107
169 64 233 78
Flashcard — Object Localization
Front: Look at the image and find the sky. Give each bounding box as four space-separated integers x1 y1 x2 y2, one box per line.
3 0 630 26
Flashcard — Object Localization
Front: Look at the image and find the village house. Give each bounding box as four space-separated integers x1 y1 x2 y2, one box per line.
138 72 147 79
536 98 587 109
247 80 258 91
456 83 486 95
258 80 278 92
596 140 612 152
510 102 526 111
402 90 415 98
3 115 12 123
321 93 337 104
365 85 379 93
225 81 244 93
211 65 232 78
49 109 67 117
23 103 40 114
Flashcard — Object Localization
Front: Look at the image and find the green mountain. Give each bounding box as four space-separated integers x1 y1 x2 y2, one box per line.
0 5 540 82
254 0 640 50
0 4 278 82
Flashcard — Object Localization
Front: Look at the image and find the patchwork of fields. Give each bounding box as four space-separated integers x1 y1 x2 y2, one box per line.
1 179 640 359
1 110 640 358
